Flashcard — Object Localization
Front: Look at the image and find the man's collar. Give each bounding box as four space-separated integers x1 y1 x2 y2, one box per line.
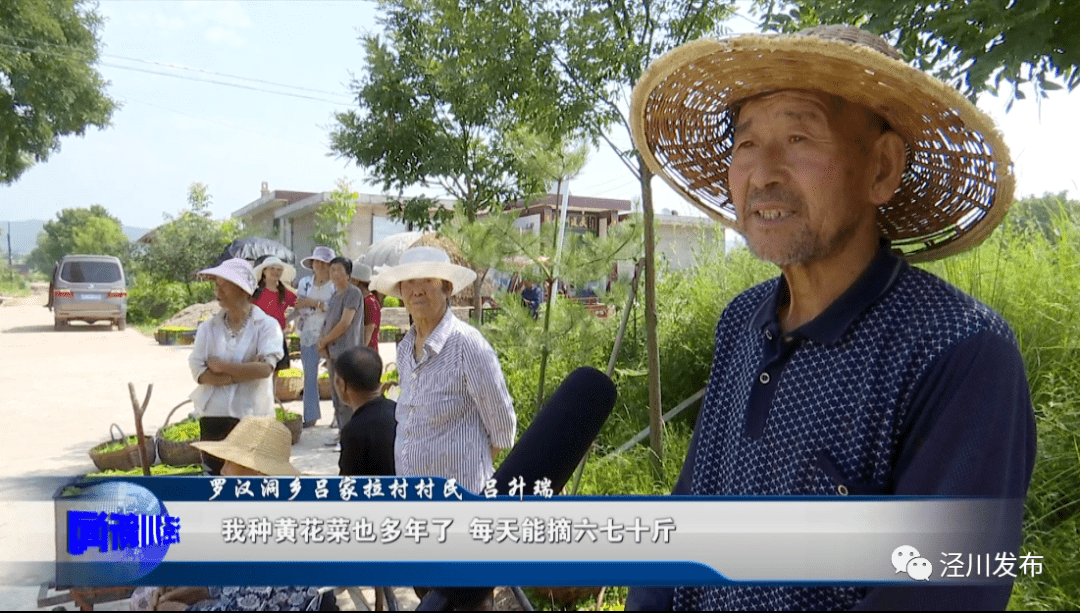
748 239 906 344
422 306 457 355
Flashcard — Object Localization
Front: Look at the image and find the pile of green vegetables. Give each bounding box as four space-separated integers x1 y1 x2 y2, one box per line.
160 418 199 442
85 464 203 478
94 435 140 454
278 368 303 378
276 407 300 422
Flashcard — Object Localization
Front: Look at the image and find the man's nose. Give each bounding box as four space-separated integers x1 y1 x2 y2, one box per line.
748 142 788 189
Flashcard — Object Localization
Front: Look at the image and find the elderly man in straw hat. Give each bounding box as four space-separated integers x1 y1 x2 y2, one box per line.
372 246 516 496
626 25 1036 610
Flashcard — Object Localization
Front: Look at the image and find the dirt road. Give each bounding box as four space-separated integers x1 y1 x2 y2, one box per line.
0 286 408 610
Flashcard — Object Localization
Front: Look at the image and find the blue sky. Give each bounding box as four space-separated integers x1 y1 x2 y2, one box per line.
2 1 1078 229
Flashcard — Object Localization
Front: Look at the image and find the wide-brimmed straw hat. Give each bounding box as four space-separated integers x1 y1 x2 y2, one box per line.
191 418 300 476
252 256 296 285
630 25 1014 262
197 258 257 295
371 246 476 299
300 246 336 270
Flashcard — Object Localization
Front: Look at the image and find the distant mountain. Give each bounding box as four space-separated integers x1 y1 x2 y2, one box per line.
0 219 151 257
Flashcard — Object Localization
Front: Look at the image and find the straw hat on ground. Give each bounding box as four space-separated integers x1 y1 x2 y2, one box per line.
630 25 1014 262
371 246 477 299
191 418 300 476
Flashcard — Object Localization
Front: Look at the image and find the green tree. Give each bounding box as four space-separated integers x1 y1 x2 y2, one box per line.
540 0 734 468
329 0 569 228
139 183 241 294
0 0 117 183
755 0 1080 102
312 178 359 254
26 204 129 274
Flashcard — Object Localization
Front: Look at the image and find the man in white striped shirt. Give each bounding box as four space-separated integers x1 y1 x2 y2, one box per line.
373 247 517 495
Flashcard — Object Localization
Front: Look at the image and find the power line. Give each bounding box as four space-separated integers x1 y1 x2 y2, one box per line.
0 38 354 105
0 33 354 100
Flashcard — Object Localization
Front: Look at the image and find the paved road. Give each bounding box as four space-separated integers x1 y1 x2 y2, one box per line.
0 288 410 610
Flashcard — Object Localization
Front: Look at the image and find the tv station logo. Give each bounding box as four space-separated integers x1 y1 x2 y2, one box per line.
56 480 178 585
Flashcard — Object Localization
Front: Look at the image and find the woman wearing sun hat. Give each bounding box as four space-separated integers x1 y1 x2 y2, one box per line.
292 246 337 428
189 258 284 476
252 255 298 405
134 419 336 612
372 246 516 496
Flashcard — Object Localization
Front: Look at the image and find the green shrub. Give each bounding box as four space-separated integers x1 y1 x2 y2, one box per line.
127 279 214 325
383 296 401 307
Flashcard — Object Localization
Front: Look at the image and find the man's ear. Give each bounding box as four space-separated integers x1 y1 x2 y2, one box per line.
868 131 907 205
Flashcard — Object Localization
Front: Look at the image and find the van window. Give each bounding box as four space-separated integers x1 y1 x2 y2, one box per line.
60 261 122 284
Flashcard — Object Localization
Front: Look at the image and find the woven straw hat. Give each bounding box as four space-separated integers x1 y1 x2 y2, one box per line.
191 418 300 476
371 246 477 299
630 25 1014 262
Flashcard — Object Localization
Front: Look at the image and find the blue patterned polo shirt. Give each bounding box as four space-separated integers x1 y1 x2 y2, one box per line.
628 242 1036 611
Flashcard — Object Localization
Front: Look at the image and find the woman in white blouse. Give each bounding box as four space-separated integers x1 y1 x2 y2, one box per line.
188 258 284 475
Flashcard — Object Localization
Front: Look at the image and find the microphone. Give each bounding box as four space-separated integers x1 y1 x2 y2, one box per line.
490 366 618 495
416 367 618 611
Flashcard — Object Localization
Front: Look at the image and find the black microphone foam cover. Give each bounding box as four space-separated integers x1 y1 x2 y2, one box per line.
490 366 617 496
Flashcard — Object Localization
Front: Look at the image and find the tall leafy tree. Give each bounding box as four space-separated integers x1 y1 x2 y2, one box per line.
329 0 576 226
139 183 241 295
755 0 1080 103
312 178 359 254
330 0 576 321
27 204 129 274
0 0 117 183
541 0 735 468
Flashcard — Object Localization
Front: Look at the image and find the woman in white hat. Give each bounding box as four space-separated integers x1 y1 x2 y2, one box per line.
252 256 298 404
188 258 284 475
292 246 337 428
372 246 516 496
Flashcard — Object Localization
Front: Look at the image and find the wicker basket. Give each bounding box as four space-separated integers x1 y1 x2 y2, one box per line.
154 329 177 345
89 424 157 472
318 376 332 400
155 400 201 467
279 413 302 445
276 374 303 401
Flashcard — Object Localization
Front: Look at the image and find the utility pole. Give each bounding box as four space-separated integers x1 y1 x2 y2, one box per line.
7 222 12 282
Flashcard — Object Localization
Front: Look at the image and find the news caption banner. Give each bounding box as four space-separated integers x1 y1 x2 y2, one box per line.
50 476 1038 587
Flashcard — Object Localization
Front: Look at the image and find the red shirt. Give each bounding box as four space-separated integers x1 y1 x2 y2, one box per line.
364 294 381 350
253 286 297 330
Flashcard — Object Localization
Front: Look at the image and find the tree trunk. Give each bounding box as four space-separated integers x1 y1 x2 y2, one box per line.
639 161 663 476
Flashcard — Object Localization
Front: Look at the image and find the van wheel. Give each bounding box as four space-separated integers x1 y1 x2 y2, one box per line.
117 318 127 331
54 318 65 330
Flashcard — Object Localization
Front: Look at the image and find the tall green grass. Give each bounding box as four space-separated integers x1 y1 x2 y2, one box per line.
484 219 1080 609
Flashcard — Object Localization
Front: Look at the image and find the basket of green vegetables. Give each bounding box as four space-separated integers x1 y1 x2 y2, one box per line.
88 424 156 472
155 400 201 467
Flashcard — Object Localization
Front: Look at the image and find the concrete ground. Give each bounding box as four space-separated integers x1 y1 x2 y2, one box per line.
0 286 433 611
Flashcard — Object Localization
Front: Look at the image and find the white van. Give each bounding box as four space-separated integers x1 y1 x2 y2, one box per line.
48 255 128 330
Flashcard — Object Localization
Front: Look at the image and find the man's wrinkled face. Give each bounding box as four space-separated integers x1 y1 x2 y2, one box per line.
727 90 884 267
